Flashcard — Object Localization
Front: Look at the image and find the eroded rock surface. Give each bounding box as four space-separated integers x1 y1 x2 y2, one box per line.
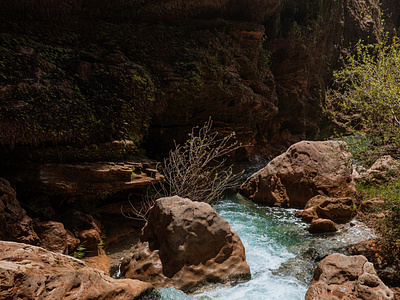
239 141 357 208
0 178 39 244
0 241 156 300
39 161 163 196
120 196 250 292
305 253 394 300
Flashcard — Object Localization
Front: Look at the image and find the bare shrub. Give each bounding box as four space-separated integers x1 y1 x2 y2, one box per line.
123 119 244 221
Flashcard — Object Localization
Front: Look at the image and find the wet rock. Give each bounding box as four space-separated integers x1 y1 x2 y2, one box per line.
302 195 356 223
306 253 394 300
0 241 156 300
240 141 357 208
120 196 250 292
35 221 79 255
308 218 338 234
0 178 39 245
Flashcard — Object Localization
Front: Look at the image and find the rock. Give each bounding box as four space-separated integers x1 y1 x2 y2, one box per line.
35 221 79 255
302 195 357 223
39 161 164 196
315 196 356 222
308 218 338 233
354 155 400 184
82 249 114 276
239 141 357 208
120 196 250 292
306 253 394 300
27 195 56 220
347 240 400 286
78 229 101 255
301 208 319 222
60 210 102 235
0 241 156 300
0 178 39 244
360 197 386 211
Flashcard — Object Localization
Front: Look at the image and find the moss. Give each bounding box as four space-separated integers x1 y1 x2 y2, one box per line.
0 22 156 155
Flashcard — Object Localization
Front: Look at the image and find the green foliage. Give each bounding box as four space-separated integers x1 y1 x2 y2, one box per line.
358 178 400 257
327 36 400 165
73 244 86 259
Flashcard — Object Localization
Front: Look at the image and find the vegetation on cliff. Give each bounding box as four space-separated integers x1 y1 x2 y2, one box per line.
326 36 400 166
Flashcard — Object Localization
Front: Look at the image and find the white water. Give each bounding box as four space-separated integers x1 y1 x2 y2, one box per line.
157 192 376 300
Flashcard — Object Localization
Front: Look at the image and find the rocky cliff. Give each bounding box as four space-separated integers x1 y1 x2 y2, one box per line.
0 0 397 197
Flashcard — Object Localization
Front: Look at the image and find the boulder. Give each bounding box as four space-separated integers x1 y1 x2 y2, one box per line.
0 178 39 244
305 253 394 300
301 195 357 223
78 229 101 255
239 141 357 208
308 218 338 233
360 197 386 211
0 241 156 300
353 155 400 184
120 196 250 292
35 221 80 255
347 240 400 286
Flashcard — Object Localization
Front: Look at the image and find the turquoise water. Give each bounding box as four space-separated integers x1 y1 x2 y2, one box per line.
158 192 376 300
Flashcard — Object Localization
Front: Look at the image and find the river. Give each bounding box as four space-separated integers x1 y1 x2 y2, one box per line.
156 192 376 300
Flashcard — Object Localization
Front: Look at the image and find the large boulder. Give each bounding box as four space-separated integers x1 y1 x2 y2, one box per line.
120 196 250 292
239 141 357 208
305 253 394 300
0 241 156 300
0 178 39 244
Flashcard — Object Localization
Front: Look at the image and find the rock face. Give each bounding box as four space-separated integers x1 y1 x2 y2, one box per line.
38 161 163 196
239 141 357 208
120 196 250 292
0 178 39 244
306 253 394 300
0 241 156 300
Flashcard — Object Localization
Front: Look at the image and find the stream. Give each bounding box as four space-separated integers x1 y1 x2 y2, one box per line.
155 192 376 300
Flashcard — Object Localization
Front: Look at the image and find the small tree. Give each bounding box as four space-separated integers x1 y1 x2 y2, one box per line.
124 119 244 220
326 36 400 165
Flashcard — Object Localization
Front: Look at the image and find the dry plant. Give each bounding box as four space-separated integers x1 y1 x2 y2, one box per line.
123 118 245 221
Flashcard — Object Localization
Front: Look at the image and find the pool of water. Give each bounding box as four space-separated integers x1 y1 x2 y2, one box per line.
157 192 376 300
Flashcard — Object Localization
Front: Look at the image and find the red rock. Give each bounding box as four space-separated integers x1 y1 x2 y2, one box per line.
35 221 79 254
78 229 101 254
0 178 39 245
240 141 357 208
308 218 338 233
121 196 250 292
354 155 400 184
306 253 394 300
0 241 155 300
